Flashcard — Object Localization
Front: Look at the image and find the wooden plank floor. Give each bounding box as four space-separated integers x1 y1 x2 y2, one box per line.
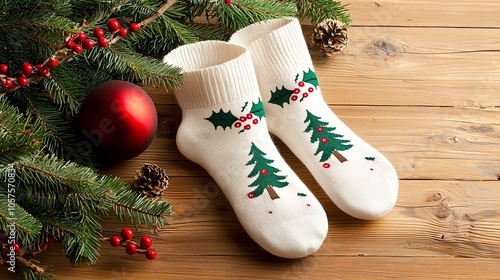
3 1 500 279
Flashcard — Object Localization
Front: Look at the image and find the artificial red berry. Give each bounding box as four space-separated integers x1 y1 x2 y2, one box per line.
252 119 258 125
317 126 324 132
72 44 83 54
11 243 21 253
33 243 48 252
260 169 268 175
140 235 153 249
244 124 251 130
17 75 29 87
0 64 8 74
120 228 134 241
239 116 246 122
145 249 157 260
2 79 13 88
225 0 231 4
107 19 120 32
118 27 128 37
46 236 56 246
36 65 50 77
321 137 328 144
293 88 300 94
82 39 95 49
129 22 140 32
46 58 59 68
21 62 33 75
323 163 331 168
308 87 314 92
93 28 105 38
75 32 86 42
298 81 305 87
65 39 75 49
246 113 253 119
291 95 298 101
247 192 255 199
234 122 241 128
109 235 121 247
97 37 108 47
125 243 137 255
302 93 309 98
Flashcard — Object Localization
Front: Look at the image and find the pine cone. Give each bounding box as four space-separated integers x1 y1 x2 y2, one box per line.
133 163 169 198
312 19 348 56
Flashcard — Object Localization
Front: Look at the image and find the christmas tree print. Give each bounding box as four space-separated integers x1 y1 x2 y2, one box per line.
304 110 353 164
269 68 319 107
205 98 264 133
246 142 288 200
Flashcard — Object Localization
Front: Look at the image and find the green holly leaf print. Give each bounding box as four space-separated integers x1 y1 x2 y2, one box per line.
302 69 319 89
269 86 294 108
250 98 265 120
205 109 238 130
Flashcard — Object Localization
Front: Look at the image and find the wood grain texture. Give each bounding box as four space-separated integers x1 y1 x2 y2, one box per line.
2 0 500 279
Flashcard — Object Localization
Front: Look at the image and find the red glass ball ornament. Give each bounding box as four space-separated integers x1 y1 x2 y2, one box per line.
107 19 120 32
78 81 157 162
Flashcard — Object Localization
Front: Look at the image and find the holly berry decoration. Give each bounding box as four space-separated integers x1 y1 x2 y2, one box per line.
206 99 265 133
46 58 59 68
0 64 8 74
72 44 83 54
107 18 121 32
20 62 33 75
36 64 50 77
17 75 29 87
129 22 140 32
97 37 108 47
105 228 158 260
93 28 105 37
118 27 128 37
269 69 319 107
83 39 95 50
78 81 158 162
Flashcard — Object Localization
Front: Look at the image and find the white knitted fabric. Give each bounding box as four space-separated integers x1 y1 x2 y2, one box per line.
163 41 328 258
230 18 398 220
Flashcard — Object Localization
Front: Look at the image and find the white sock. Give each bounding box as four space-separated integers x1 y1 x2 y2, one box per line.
163 41 328 258
230 18 399 220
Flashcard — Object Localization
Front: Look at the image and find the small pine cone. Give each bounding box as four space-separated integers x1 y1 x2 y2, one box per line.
133 163 169 198
312 19 348 56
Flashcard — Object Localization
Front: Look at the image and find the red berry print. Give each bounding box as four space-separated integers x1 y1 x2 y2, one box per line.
268 211 273 214
308 87 314 93
46 58 59 68
317 126 324 132
17 75 29 87
320 137 328 144
72 44 83 53
252 119 258 125
140 235 153 249
125 243 137 255
107 19 121 32
244 124 251 130
82 39 95 49
0 64 8 74
109 235 121 247
260 168 268 175
298 81 305 87
246 113 253 119
239 116 246 122
370 168 374 171
120 227 134 241
75 32 86 42
293 88 300 94
234 122 242 128
11 243 21 253
291 95 298 101
65 39 75 49
129 22 140 32
118 27 128 37
302 93 309 98
97 37 108 47
36 65 50 77
323 163 331 169
247 192 255 199
21 62 33 75
93 28 105 38
145 249 157 260
307 204 311 207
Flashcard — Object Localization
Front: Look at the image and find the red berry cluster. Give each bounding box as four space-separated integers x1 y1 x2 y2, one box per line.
234 113 259 131
291 81 314 102
1 19 141 91
107 228 157 260
1 236 56 262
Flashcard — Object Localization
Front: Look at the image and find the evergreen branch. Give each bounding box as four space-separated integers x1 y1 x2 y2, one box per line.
42 76 81 115
0 195 43 242
290 0 352 25
17 256 53 280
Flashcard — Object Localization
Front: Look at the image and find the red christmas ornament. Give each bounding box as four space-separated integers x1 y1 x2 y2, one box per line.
93 28 105 38
97 37 108 47
46 58 59 68
107 19 121 32
0 64 8 74
78 81 157 161
82 39 95 49
118 27 128 37
129 22 140 32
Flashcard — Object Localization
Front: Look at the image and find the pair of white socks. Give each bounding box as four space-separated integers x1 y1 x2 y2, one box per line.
163 17 398 258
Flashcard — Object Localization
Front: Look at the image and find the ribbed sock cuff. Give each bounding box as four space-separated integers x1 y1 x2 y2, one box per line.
163 41 259 109
229 18 313 89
